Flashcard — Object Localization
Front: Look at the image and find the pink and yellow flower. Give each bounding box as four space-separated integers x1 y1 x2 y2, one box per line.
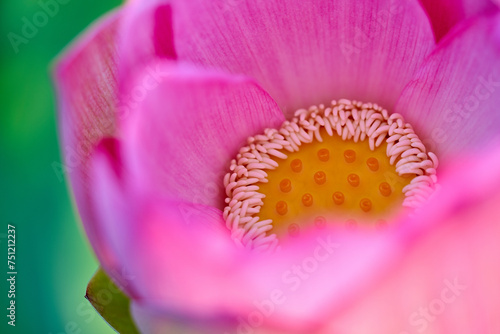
54 0 500 333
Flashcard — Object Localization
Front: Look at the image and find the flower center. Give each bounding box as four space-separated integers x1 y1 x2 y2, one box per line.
223 99 438 252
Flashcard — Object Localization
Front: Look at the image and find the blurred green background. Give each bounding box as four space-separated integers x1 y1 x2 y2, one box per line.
1 0 122 333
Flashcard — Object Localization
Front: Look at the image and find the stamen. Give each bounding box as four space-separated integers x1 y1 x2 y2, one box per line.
223 99 438 252
302 193 314 207
290 159 302 172
360 198 373 212
333 192 345 205
318 149 330 162
314 171 327 185
344 149 356 163
367 157 379 171
379 182 392 197
276 201 288 216
347 173 360 187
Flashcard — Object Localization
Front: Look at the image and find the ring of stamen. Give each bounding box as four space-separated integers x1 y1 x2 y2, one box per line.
223 99 439 252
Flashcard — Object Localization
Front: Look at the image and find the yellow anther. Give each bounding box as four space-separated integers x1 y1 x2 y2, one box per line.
290 159 303 173
367 157 379 171
360 198 372 212
276 201 288 215
314 171 327 185
344 149 356 163
347 173 360 187
318 148 330 162
379 182 392 197
302 193 314 207
280 179 292 193
332 191 344 205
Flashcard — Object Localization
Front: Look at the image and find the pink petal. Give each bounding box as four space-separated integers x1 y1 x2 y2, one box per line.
121 61 285 208
91 138 234 300
118 0 177 80
92 84 500 332
95 140 500 333
121 200 244 315
89 138 139 295
419 0 496 40
321 144 500 334
91 136 404 331
90 147 248 319
53 10 123 274
101 190 402 332
395 11 500 160
131 302 235 334
121 0 435 116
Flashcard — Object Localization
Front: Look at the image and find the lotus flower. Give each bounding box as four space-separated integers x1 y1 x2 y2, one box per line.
54 0 500 333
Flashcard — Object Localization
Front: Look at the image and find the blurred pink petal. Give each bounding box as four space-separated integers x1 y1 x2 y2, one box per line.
53 10 123 275
91 136 500 333
419 0 496 40
121 0 435 116
121 62 285 207
131 302 235 334
118 0 176 79
322 144 500 334
92 140 235 304
54 1 500 333
91 145 403 331
395 11 500 160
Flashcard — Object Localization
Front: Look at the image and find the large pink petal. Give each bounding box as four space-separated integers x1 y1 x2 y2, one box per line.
91 138 232 300
395 11 500 160
92 165 403 332
88 138 140 295
53 10 123 275
120 0 435 117
131 302 237 334
91 128 407 331
419 0 496 40
92 81 500 331
321 145 500 334
121 62 285 207
90 144 249 324
95 141 500 334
